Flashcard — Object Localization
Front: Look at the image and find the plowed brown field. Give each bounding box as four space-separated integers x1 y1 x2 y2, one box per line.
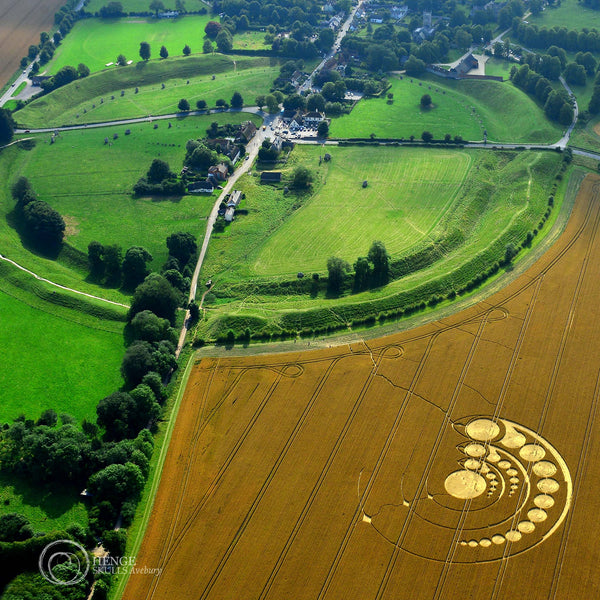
0 0 65 87
124 174 600 600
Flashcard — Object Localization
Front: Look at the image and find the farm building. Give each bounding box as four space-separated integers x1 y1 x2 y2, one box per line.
188 180 214 194
261 171 282 183
450 53 479 76
228 190 243 207
224 206 235 222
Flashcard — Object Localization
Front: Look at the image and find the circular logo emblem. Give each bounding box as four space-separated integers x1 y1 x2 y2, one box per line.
38 539 90 585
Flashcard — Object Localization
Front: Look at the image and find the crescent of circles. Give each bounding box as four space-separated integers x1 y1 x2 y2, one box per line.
447 417 572 557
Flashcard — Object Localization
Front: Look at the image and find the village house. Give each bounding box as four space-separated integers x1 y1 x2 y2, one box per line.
208 163 229 181
303 111 325 127
235 121 258 144
206 138 240 163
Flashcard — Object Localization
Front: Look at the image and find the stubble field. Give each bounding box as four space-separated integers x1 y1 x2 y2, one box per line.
123 174 600 599
0 0 65 87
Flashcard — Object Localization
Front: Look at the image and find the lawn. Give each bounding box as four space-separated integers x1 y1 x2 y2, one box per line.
0 114 260 300
198 147 563 339
48 15 213 75
0 284 124 424
0 473 88 532
85 0 207 12
16 54 277 128
252 147 472 275
10 115 260 268
232 30 270 51
330 74 563 143
527 0 600 30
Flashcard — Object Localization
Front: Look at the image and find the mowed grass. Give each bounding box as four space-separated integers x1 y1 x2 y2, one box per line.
16 54 277 128
527 0 600 30
13 115 258 267
86 0 206 12
232 31 270 50
48 15 212 75
198 149 562 337
0 473 88 532
253 146 472 275
330 74 562 143
0 287 124 424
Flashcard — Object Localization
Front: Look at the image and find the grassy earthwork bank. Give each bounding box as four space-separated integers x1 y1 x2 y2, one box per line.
330 74 563 143
15 54 277 128
527 0 600 30
196 146 564 341
48 15 213 75
1 113 260 292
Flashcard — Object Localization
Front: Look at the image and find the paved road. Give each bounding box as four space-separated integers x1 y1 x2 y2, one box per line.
174 112 278 357
298 0 363 94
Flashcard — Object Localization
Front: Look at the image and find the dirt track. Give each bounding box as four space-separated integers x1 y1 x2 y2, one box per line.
124 174 600 599
0 0 65 88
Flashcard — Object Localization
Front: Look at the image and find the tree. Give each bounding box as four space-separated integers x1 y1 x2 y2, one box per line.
77 62 90 77
589 86 600 114
28 45 38 60
368 240 389 287
204 20 221 38
196 99 207 110
166 231 197 265
307 93 326 113
283 93 306 111
255 94 266 110
421 130 434 143
183 44 191 56
404 55 426 76
216 29 233 53
353 256 370 292
53 65 78 87
96 391 137 439
104 244 122 284
203 39 213 53
88 241 105 279
22 201 65 248
420 94 432 108
147 158 172 183
178 98 190 111
317 120 329 138
102 530 127 558
230 91 243 109
131 310 175 343
292 166 314 189
159 45 169 59
122 246 153 289
11 177 34 204
87 462 145 505
564 62 586 86
139 41 151 61
128 273 181 324
149 0 164 15
0 108 15 144
265 94 279 113
117 53 127 66
327 257 349 295
0 514 33 542
121 341 156 388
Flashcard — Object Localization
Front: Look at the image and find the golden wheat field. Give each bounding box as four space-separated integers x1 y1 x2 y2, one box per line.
0 0 64 87
124 174 600 600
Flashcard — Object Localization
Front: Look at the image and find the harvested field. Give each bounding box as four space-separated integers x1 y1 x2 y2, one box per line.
0 0 65 87
124 173 600 599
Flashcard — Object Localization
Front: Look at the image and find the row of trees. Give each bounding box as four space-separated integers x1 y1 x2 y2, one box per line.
177 90 243 112
11 177 65 252
510 63 574 126
514 21 600 55
327 241 390 295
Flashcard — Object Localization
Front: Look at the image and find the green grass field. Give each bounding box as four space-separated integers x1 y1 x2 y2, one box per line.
16 54 277 128
198 147 562 339
0 284 124 424
5 115 260 270
253 147 472 275
85 0 207 12
48 16 212 75
232 30 270 50
527 0 600 30
330 74 563 143
0 473 88 532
